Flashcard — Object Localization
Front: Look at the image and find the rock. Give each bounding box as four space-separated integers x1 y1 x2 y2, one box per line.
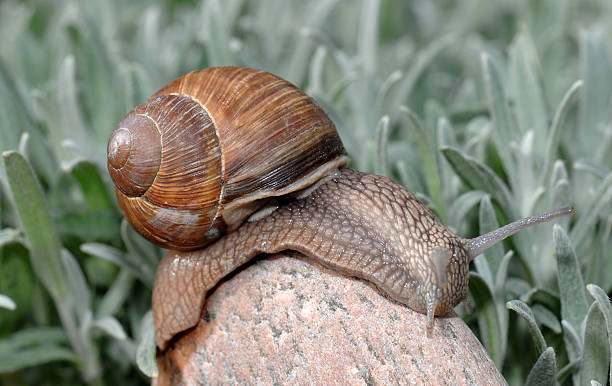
154 254 506 385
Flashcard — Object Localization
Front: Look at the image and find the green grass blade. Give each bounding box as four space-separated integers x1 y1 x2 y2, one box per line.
3 151 65 299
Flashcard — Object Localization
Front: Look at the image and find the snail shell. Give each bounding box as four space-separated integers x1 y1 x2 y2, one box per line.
107 67 349 250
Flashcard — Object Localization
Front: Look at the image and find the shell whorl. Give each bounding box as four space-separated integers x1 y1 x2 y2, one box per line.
108 67 348 250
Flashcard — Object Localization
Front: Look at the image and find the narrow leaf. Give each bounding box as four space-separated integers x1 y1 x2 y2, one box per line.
97 270 134 318
587 284 612 386
581 303 610 386
440 146 514 212
69 160 114 210
531 304 561 334
92 316 127 340
136 311 158 378
525 347 556 386
61 249 91 322
0 346 78 372
0 327 68 354
0 294 15 310
401 107 444 221
571 172 612 248
470 272 503 367
507 300 547 355
481 53 518 190
561 320 582 365
447 190 486 234
374 115 389 176
554 224 588 331
478 195 504 277
3 151 65 298
542 80 583 182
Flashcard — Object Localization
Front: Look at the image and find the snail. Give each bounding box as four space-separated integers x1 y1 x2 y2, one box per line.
107 66 574 350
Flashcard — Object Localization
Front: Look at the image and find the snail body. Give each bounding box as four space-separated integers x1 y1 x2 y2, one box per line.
107 67 574 350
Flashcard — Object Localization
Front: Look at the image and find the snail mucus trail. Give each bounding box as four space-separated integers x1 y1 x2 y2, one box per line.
106 66 575 349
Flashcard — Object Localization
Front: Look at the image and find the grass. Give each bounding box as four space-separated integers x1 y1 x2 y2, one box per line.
0 0 611 384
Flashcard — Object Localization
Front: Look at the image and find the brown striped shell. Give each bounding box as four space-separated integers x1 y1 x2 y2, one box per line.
107 67 349 250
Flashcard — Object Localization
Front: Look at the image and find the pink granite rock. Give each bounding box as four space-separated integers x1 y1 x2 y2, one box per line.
154 254 506 385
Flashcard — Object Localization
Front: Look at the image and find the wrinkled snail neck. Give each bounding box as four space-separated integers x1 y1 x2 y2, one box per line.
462 206 575 261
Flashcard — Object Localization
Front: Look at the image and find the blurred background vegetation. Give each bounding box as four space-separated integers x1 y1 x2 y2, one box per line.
0 0 610 384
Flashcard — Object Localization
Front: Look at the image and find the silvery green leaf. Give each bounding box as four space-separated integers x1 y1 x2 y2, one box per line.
440 146 514 213
587 284 612 386
401 107 444 221
506 300 546 355
470 272 504 367
571 173 612 248
0 228 21 248
3 151 65 299
92 316 127 340
579 30 612 157
561 320 582 365
525 347 556 386
478 195 504 277
542 80 583 182
508 29 549 150
0 294 16 310
520 287 560 314
481 53 518 190
374 115 390 176
81 242 151 286
554 225 588 331
581 302 609 386
573 159 608 179
0 327 68 354
0 345 78 373
61 249 91 323
96 270 134 318
531 304 561 334
136 311 158 378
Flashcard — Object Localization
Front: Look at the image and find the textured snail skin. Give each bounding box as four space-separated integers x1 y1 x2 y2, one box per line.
153 168 469 349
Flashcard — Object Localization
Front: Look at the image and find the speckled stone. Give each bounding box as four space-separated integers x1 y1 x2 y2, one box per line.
153 255 506 385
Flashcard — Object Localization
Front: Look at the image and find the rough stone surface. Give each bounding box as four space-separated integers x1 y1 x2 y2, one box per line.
154 254 506 385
